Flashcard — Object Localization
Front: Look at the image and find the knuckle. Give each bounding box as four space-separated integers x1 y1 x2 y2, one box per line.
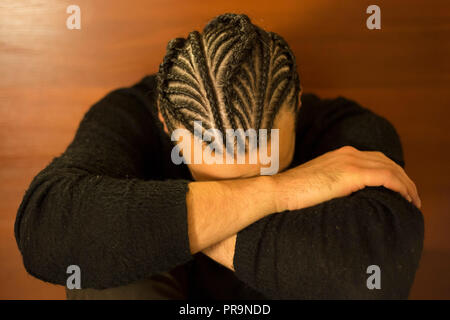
396 164 408 176
342 163 356 174
339 155 357 170
373 150 388 160
381 168 393 180
339 145 357 153
391 164 404 176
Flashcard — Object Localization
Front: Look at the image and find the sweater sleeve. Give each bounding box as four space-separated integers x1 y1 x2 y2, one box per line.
233 94 425 299
14 77 193 289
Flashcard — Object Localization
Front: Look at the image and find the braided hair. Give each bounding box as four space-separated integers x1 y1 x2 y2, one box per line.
157 13 300 153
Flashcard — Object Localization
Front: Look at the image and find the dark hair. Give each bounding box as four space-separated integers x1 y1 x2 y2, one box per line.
157 13 300 147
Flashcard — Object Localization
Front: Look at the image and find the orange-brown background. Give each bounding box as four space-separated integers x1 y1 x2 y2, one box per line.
1 0 449 299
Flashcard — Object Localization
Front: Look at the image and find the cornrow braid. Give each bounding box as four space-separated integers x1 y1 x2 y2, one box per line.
157 13 300 152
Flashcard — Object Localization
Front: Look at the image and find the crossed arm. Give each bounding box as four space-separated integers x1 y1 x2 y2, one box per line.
202 96 424 299
14 78 423 298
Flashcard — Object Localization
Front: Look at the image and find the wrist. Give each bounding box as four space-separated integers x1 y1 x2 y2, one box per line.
250 174 280 217
267 173 287 213
270 168 307 213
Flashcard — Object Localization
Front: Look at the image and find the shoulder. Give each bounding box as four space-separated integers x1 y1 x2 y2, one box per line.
295 94 404 166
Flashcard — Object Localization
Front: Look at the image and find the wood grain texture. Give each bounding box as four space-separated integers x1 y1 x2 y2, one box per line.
1 0 449 299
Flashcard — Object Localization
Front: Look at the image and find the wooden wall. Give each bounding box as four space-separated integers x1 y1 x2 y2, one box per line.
1 0 448 299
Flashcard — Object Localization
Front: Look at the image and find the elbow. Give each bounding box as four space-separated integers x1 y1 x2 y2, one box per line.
361 191 425 299
15 213 70 287
15 175 70 286
387 203 424 298
323 189 424 299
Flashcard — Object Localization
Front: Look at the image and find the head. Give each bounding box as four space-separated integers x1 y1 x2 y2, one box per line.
157 13 301 181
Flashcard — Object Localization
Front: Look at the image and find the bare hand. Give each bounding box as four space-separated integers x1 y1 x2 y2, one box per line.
272 146 421 212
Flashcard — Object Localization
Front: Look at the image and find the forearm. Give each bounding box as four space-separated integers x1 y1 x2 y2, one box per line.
187 175 276 254
233 187 424 299
15 164 194 289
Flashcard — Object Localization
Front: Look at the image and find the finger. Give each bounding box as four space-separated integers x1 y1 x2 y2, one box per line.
371 157 421 208
358 152 421 207
361 163 418 207
391 167 421 208
359 167 411 203
390 164 421 208
336 148 421 208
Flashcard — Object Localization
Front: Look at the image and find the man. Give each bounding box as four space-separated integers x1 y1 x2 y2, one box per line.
15 14 423 299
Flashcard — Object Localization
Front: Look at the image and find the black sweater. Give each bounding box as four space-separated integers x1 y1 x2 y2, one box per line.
15 75 424 299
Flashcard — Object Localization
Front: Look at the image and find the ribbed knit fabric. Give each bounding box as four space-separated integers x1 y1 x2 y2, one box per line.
15 75 424 298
